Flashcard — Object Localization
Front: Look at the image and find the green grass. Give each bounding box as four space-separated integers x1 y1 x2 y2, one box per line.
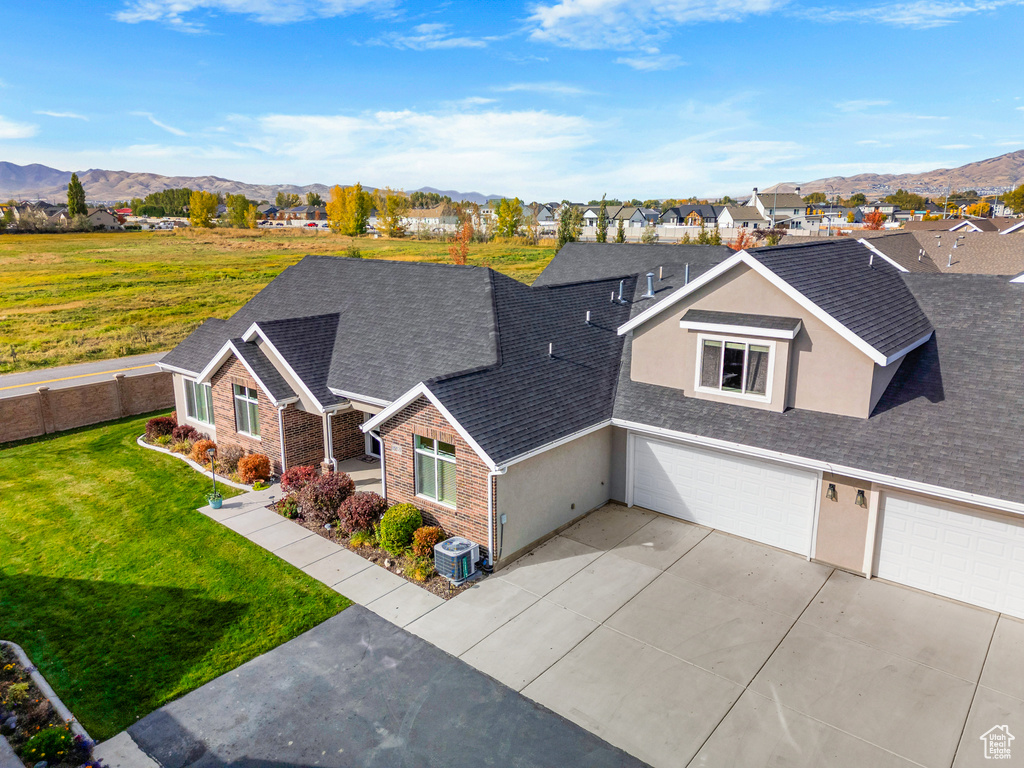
0 230 555 373
0 413 350 739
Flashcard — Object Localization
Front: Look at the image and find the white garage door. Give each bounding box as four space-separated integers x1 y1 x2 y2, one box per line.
630 435 819 555
878 493 1024 618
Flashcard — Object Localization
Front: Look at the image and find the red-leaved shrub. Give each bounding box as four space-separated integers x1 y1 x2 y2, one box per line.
281 465 317 495
190 439 217 464
412 525 446 557
297 472 355 525
145 416 176 439
171 424 200 442
238 453 272 484
337 491 387 533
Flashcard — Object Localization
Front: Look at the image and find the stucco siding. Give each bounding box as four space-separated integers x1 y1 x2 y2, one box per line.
609 426 628 503
496 426 613 562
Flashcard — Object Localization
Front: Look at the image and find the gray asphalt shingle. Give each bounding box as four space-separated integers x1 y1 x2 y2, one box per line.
680 309 802 332
532 242 732 287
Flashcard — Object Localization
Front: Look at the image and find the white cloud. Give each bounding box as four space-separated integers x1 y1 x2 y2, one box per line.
494 82 592 96
35 111 89 121
939 143 971 149
0 116 38 139
113 0 387 29
616 51 685 70
1017 106 1024 111
132 111 187 136
856 139 882 145
810 0 1024 28
527 0 784 49
370 23 487 50
835 100 891 112
457 97 498 106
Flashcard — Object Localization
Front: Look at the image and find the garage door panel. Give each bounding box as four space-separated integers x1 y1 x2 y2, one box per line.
878 493 1024 618
631 436 817 556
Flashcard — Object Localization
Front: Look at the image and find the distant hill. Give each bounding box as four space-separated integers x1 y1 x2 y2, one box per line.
0 162 505 205
764 149 1024 198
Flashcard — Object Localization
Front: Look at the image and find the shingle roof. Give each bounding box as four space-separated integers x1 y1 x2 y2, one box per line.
533 242 732 287
850 232 942 273
257 315 342 407
429 274 635 464
756 193 804 209
721 205 767 221
613 274 1024 505
230 339 295 404
747 240 933 358
865 230 1024 275
680 309 802 332
161 256 498 402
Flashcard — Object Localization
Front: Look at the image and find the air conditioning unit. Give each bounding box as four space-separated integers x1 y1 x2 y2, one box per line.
434 536 480 584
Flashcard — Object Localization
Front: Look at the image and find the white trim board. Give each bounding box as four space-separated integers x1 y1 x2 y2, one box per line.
238 324 326 412
194 340 298 408
156 361 200 377
680 318 801 340
1002 220 1024 235
613 418 1024 518
856 238 910 272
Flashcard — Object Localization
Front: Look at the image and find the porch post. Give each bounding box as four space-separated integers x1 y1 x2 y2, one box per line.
320 412 336 474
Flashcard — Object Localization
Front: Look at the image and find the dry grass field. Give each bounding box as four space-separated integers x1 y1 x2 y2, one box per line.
0 229 555 374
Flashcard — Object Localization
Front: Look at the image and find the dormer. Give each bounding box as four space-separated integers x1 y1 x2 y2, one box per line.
618 242 933 419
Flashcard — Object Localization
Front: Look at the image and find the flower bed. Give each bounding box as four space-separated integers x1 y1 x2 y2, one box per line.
0 643 99 767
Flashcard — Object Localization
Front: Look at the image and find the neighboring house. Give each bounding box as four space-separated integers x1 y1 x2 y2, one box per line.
256 204 279 219
161 241 1024 621
659 205 721 228
610 206 656 228
1001 220 1024 235
863 229 1024 274
718 205 769 229
86 208 121 230
747 188 805 223
950 218 998 233
861 201 900 220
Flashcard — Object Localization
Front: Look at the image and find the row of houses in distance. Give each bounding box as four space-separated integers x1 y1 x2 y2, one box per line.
0 200 123 230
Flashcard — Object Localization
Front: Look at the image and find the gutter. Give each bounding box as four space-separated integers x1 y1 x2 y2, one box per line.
486 467 507 569
277 406 286 473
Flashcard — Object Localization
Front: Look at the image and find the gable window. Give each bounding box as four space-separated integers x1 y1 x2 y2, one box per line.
184 379 213 424
233 384 260 437
697 337 771 399
415 435 456 507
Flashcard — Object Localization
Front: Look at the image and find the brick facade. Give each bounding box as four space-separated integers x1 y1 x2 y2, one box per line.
281 405 323 471
380 396 494 559
211 356 284 474
332 409 366 462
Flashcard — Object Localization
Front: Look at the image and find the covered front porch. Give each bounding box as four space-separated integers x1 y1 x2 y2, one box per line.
336 456 382 496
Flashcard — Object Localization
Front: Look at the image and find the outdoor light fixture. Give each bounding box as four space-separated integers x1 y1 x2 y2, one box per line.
826 483 837 501
855 489 867 508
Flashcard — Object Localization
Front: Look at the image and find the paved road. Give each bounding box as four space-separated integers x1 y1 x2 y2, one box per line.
0 352 166 398
127 606 647 768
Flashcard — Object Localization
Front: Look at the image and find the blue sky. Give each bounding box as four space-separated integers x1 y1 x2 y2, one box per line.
0 0 1022 199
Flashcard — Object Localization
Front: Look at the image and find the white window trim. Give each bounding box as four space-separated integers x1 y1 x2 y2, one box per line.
414 436 457 509
693 333 775 404
233 384 262 439
184 378 214 425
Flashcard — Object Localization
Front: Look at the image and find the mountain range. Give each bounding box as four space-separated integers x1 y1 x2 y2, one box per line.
0 163 504 205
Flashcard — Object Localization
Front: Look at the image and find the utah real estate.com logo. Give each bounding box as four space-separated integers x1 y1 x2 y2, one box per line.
980 725 1014 760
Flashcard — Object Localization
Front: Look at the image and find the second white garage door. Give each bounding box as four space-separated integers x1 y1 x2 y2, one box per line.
630 435 819 555
877 493 1024 618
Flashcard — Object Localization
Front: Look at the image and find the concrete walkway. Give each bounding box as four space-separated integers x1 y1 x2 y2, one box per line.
0 352 165 398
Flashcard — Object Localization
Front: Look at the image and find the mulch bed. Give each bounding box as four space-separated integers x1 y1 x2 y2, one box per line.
269 503 479 600
0 646 96 767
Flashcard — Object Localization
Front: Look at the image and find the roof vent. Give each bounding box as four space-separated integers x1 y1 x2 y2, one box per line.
585 310 591 325
658 265 664 281
617 279 625 303
869 252 874 267
548 342 553 357
752 187 758 195
641 272 655 299
684 263 690 285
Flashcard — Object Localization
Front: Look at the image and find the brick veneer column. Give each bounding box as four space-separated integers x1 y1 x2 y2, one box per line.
331 409 366 462
380 397 493 558
210 356 283 475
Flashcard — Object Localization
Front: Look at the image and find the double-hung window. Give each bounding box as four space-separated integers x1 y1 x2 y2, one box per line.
233 384 260 437
698 337 771 399
414 436 456 507
184 379 213 424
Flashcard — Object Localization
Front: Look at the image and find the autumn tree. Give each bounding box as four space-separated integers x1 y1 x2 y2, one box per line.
375 187 410 238
965 201 991 217
448 220 472 265
863 211 886 230
615 218 625 243
67 173 87 217
226 193 254 228
245 203 259 229
555 201 583 251
306 192 324 207
596 194 609 243
327 183 373 235
189 190 218 228
1004 184 1024 214
494 197 524 238
729 230 756 251
803 192 827 205
275 192 301 209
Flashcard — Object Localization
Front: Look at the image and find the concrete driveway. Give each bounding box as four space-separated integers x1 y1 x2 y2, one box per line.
406 503 1024 768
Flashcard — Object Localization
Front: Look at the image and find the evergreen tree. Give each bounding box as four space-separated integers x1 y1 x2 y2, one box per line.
596 194 609 243
67 173 87 217
615 218 625 243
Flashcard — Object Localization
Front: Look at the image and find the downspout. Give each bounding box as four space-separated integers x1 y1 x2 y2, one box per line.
322 412 337 472
277 406 286 474
486 467 507 570
371 429 387 499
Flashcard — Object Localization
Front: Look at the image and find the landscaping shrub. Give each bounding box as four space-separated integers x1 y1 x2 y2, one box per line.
4 681 28 705
412 525 446 558
281 465 317 495
377 503 422 555
171 439 193 454
408 557 435 582
297 472 355 525
171 424 200 442
190 439 217 465
21 727 80 764
337 491 387 533
155 434 173 447
145 415 176 440
218 443 246 474
350 529 376 548
238 453 272 484
276 496 299 519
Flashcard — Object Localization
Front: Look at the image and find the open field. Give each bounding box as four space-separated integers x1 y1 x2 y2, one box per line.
0 229 556 374
0 413 350 739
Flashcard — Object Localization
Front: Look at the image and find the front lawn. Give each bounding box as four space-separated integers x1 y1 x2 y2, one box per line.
0 414 350 740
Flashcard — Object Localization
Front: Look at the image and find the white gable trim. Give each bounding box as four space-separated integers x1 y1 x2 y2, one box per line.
156 361 200 377
361 383 498 471
195 340 298 408
679 318 801 340
240 324 326 412
1009 272 1024 284
1001 220 1024 235
857 238 909 273
949 220 981 232
882 331 933 366
327 387 391 407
